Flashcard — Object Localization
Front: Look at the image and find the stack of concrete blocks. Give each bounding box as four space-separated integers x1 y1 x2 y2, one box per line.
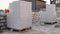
7 1 32 30
40 4 57 23
32 12 40 26
39 11 46 25
0 11 7 32
46 4 57 22
56 7 60 27
56 7 60 17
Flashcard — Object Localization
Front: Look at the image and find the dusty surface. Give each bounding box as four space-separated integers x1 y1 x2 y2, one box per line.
0 29 47 34
32 24 60 34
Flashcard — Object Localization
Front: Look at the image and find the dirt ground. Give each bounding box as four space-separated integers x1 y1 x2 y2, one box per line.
1 29 47 34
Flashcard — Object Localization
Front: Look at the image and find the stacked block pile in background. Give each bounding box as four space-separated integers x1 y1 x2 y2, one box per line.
0 10 7 32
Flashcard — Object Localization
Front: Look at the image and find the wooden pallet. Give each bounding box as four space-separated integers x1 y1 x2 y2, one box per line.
44 21 57 25
7 27 32 32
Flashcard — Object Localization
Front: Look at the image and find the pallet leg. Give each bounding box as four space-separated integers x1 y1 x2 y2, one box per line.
10 29 13 32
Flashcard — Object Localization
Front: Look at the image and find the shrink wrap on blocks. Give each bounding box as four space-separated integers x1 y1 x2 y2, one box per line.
7 1 32 30
40 4 57 22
